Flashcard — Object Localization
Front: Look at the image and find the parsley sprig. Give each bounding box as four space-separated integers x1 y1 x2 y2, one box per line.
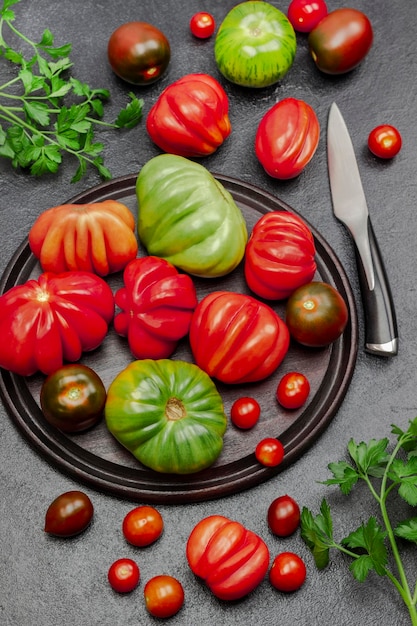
0 0 143 182
301 417 417 625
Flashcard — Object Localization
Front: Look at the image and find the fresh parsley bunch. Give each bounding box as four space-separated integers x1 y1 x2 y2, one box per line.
0 0 143 182
301 417 417 625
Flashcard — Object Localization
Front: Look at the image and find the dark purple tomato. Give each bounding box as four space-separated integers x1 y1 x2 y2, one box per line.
44 490 94 537
308 8 373 74
108 22 170 85
40 364 106 433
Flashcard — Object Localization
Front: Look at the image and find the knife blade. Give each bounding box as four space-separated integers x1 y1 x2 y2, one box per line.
327 102 398 356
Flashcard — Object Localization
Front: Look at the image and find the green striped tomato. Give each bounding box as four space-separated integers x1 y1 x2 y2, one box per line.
214 1 296 88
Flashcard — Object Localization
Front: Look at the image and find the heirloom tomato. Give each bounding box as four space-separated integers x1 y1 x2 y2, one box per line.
40 364 106 433
144 575 184 618
123 505 164 547
105 359 227 474
189 291 290 384
44 490 94 537
255 98 320 179
28 200 138 276
114 256 197 360
136 154 247 277
255 438 285 467
276 372 310 410
286 281 348 347
107 21 170 85
244 211 317 300
214 1 296 88
269 552 306 592
368 125 402 159
146 73 231 157
190 12 216 39
267 495 301 537
108 559 140 593
230 397 261 430
308 8 373 75
0 271 114 376
287 0 328 33
186 515 270 601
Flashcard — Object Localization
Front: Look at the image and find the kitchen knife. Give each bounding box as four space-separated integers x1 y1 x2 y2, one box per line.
327 102 398 356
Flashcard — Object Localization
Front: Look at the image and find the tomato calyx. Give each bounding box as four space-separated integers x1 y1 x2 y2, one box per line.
165 397 186 421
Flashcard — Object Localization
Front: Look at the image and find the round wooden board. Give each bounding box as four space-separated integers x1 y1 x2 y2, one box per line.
0 174 358 503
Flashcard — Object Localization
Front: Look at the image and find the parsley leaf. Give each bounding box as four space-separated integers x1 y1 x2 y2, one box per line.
0 0 143 181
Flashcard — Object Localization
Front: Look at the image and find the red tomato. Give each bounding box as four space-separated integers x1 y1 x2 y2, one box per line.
44 491 94 537
269 552 307 592
255 98 320 179
122 506 164 547
308 8 373 74
255 438 285 467
40 364 106 433
368 125 402 159
28 200 138 276
0 271 114 376
190 291 290 384
114 256 197 360
107 22 170 85
276 372 310 410
287 0 328 33
186 515 270 601
146 73 231 157
231 397 261 429
144 575 184 618
244 211 317 300
190 12 216 38
108 558 140 593
285 281 348 347
267 495 300 537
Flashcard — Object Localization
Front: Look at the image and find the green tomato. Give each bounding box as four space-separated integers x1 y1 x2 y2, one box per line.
104 359 227 474
214 1 296 88
136 154 248 277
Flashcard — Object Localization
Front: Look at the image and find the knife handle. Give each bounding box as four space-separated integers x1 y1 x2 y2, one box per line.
354 219 398 356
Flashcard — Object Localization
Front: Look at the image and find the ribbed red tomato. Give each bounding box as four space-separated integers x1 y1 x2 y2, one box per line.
244 211 317 300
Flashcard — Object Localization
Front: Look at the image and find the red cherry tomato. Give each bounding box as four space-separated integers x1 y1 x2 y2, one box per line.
269 552 307 592
267 495 301 537
122 505 164 547
108 558 140 593
255 438 285 467
144 575 185 618
44 490 94 538
287 0 328 33
276 372 310 410
190 12 216 39
230 397 261 429
368 124 402 159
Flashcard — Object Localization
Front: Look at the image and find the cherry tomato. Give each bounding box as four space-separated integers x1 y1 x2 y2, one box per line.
40 364 106 433
255 438 285 467
122 505 164 547
285 281 348 347
190 12 216 39
267 495 301 537
308 8 373 74
368 125 402 159
144 575 185 618
269 552 306 592
276 372 310 410
287 0 328 33
108 558 140 593
230 397 261 429
107 22 170 85
44 490 94 537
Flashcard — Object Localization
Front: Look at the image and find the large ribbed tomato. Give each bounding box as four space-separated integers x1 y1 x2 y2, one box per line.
189 291 289 384
244 211 317 300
